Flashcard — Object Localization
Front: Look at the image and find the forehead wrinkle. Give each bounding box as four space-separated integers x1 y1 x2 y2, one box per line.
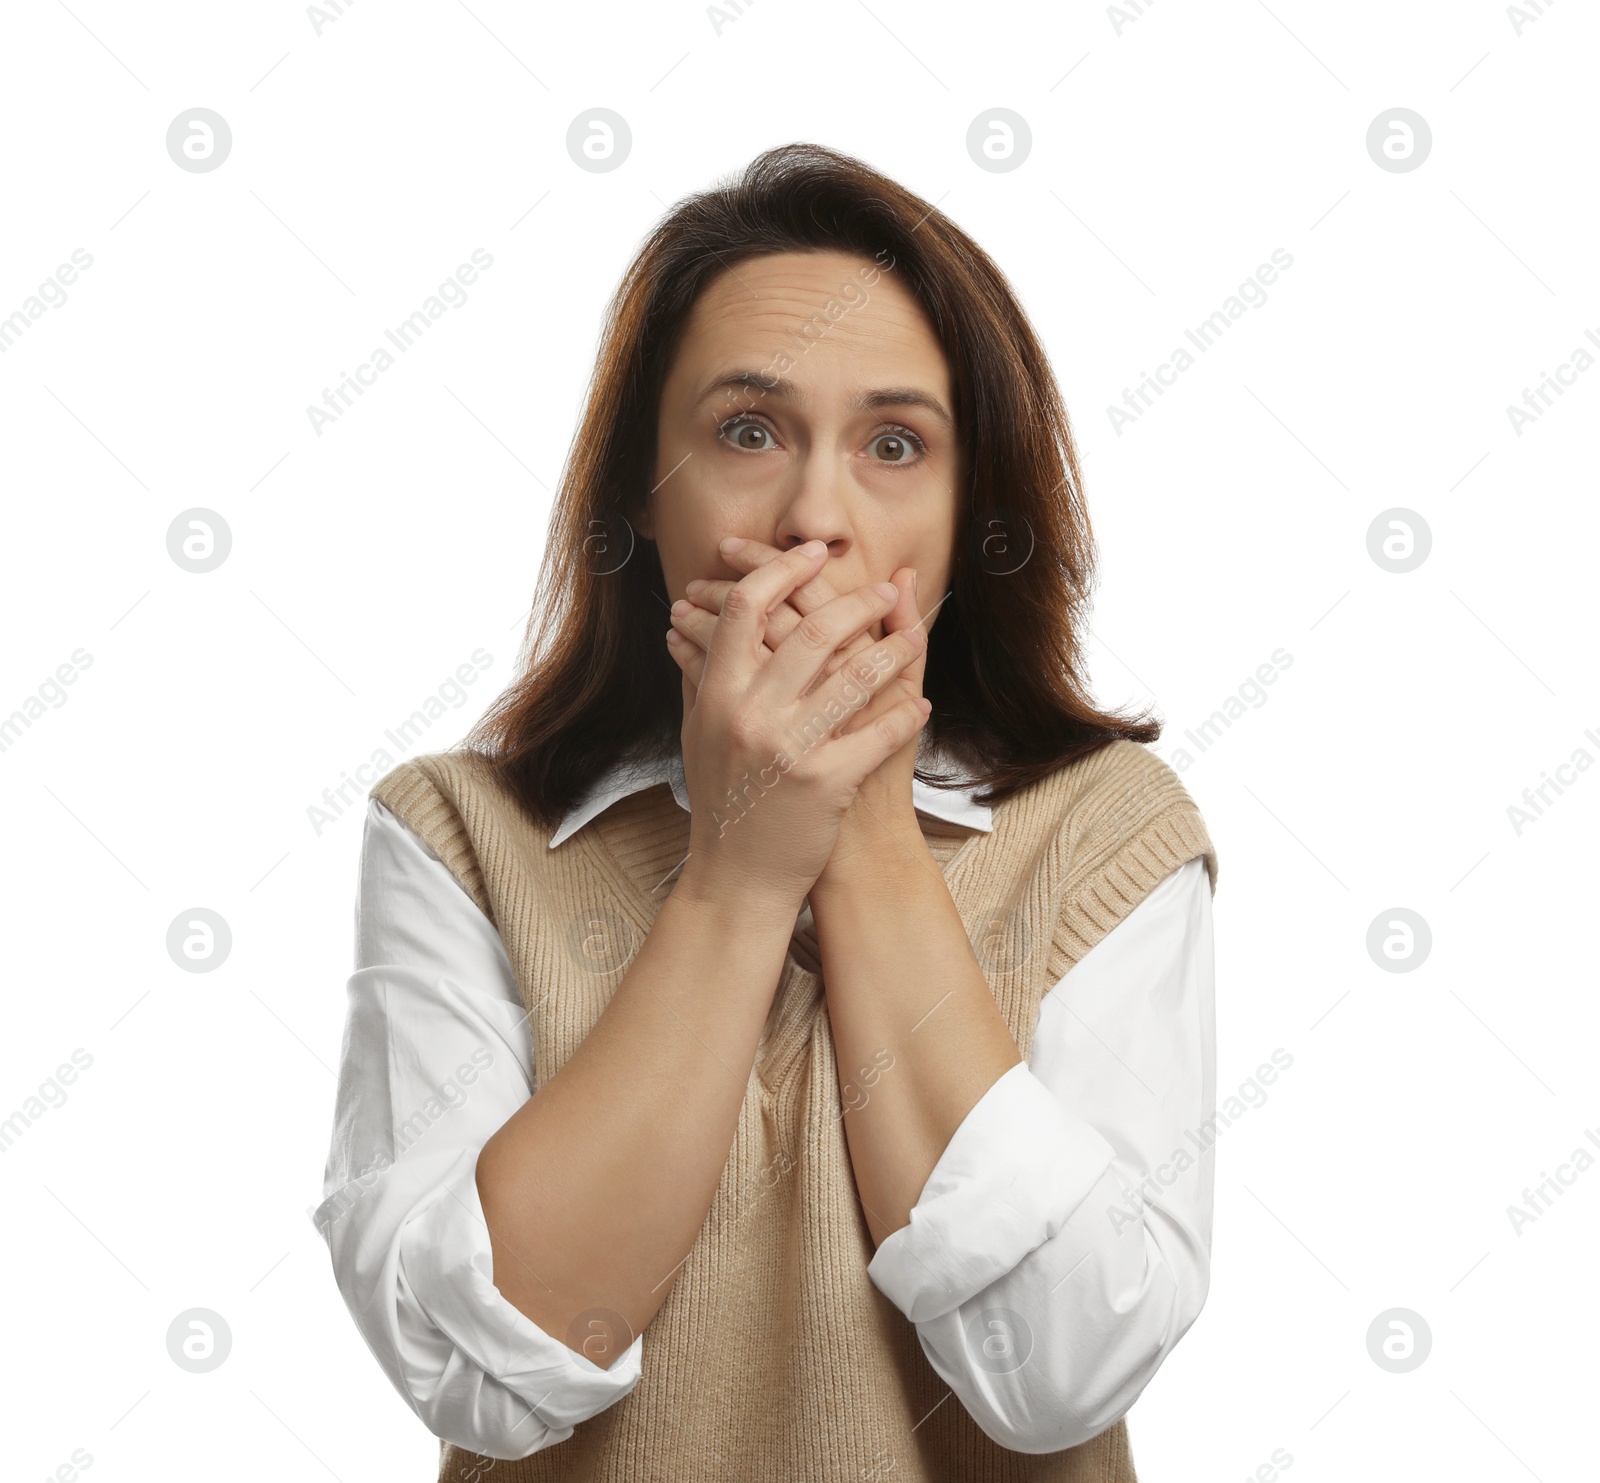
692 272 927 346
685 314 951 422
676 259 952 426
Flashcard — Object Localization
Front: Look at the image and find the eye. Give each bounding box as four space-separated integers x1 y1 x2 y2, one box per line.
715 415 929 470
717 415 777 451
867 425 927 468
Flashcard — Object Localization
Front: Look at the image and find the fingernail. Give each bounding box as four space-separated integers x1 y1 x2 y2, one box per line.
684 579 705 595
720 536 746 553
800 539 826 557
665 629 681 644
872 581 899 601
670 599 691 615
911 569 919 596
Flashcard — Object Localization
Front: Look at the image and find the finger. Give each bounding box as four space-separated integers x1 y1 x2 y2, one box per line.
835 667 921 739
804 626 877 691
686 579 811 652
828 569 926 739
683 580 831 660
882 566 928 694
679 646 698 722
778 620 925 751
681 578 748 614
825 692 933 781
702 540 829 691
718 537 839 619
786 614 878 691
665 626 709 691
836 619 925 713
754 581 905 708
680 588 875 698
690 559 881 675
667 600 724 659
749 539 885 645
675 585 787 671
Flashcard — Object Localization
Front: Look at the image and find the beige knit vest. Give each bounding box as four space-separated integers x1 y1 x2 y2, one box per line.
368 738 1217 1483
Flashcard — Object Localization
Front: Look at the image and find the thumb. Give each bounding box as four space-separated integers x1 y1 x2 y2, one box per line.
884 566 928 692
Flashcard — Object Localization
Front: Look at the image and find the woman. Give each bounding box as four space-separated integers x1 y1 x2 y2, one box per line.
313 142 1218 1482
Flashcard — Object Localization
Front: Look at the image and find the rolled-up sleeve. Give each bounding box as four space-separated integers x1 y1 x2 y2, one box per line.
865 855 1215 1454
864 1063 1118 1322
310 798 641 1460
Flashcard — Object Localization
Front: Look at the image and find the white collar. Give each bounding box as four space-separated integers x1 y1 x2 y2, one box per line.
549 729 993 848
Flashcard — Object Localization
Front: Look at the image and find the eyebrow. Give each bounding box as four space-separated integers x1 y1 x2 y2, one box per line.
695 370 955 432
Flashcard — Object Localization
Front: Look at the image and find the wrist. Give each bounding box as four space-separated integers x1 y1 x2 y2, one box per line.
812 811 932 904
675 856 807 934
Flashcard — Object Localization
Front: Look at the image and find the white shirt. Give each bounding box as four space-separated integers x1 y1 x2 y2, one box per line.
311 744 1215 1459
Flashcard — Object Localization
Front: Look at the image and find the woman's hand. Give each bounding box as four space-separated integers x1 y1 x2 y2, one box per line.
686 536 879 694
666 540 931 916
666 539 933 882
672 538 926 720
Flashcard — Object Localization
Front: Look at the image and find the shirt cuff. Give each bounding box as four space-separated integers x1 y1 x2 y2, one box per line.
397 1148 644 1436
866 1061 1118 1324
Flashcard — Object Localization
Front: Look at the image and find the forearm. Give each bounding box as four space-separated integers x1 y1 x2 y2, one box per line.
809 825 1022 1248
475 869 797 1368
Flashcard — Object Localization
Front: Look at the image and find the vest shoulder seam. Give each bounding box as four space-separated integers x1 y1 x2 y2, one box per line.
1008 740 1217 980
367 750 497 923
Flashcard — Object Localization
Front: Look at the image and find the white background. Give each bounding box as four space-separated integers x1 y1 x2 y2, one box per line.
2 0 1596 1479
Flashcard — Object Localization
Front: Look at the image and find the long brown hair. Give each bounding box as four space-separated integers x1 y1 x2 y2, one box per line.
463 141 1160 828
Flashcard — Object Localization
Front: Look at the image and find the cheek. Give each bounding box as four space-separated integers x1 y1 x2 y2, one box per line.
653 508 741 596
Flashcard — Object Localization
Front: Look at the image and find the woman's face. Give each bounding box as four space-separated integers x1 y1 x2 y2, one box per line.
643 249 961 643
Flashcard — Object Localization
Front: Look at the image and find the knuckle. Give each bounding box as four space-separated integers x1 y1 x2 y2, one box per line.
794 613 832 650
722 585 755 620
863 644 899 682
787 751 823 787
727 706 768 752
842 651 880 690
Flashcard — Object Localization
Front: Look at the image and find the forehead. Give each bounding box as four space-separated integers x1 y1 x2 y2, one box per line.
669 249 949 398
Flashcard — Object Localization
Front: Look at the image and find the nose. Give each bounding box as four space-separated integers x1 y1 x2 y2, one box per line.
771 472 852 560
766 469 887 637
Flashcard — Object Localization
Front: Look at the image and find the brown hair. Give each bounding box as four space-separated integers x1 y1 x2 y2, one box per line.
463 141 1160 828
